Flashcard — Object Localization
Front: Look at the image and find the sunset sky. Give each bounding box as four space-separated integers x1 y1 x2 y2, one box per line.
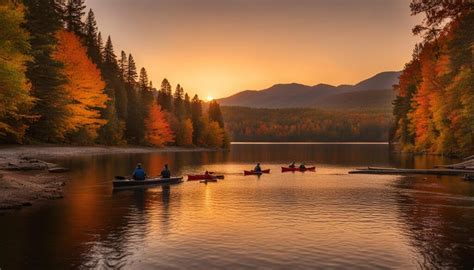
85 0 421 99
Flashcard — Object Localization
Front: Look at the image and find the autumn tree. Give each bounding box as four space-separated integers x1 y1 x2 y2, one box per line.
393 2 474 156
0 0 33 142
53 30 108 141
144 102 174 147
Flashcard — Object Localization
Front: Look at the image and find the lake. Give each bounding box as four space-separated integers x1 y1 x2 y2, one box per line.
1 143 473 269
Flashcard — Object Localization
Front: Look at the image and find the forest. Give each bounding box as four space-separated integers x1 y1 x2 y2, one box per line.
222 107 392 142
0 0 228 148
392 1 474 156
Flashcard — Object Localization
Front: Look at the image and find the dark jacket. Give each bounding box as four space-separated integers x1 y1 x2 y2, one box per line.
161 168 171 178
132 167 146 180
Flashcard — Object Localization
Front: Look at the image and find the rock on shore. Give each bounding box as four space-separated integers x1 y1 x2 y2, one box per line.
0 157 68 212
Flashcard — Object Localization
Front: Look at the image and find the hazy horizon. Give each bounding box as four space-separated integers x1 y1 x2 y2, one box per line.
86 0 421 99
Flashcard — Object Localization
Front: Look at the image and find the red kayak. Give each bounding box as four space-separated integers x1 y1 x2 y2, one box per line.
244 169 270 175
281 166 316 172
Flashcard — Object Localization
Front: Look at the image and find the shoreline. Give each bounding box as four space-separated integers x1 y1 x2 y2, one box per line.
0 145 222 160
0 145 221 213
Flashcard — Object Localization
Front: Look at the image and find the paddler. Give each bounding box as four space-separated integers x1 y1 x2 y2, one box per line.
161 164 171 178
254 163 262 172
132 163 147 180
289 162 296 168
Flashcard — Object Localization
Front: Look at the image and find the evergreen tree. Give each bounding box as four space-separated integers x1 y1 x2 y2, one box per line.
208 100 224 128
173 84 185 120
118 50 127 81
97 35 126 144
97 32 103 63
64 0 85 36
191 94 204 145
83 8 100 64
126 53 137 84
184 93 192 118
24 0 70 142
158 78 173 111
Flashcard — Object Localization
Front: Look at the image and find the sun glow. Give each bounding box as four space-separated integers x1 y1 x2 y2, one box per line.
207 96 214 101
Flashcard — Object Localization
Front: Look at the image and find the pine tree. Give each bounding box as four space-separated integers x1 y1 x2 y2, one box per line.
173 84 185 120
0 0 33 142
208 100 224 128
97 35 126 144
158 78 173 111
184 93 192 118
138 67 149 89
24 0 70 142
118 50 127 81
126 53 137 84
191 94 204 145
83 8 100 64
64 0 85 36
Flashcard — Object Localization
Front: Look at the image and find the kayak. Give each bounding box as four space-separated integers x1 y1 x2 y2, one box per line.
281 166 316 172
113 176 183 188
188 174 224 181
244 169 270 175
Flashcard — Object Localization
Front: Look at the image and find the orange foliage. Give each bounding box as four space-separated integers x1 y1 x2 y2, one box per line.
145 103 174 146
53 30 108 138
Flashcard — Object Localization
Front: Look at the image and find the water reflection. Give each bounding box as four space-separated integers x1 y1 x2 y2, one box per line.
0 144 472 269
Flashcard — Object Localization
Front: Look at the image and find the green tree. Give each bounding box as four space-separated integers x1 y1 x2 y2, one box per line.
24 0 70 142
126 53 137 84
83 8 101 65
64 0 85 36
191 94 204 145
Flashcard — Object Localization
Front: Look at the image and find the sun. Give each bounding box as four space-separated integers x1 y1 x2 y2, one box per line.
206 96 214 101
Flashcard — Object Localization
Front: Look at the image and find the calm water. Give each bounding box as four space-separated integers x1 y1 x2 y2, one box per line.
1 143 474 269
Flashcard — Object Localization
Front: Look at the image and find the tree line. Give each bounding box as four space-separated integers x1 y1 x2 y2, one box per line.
392 1 473 156
222 107 391 142
0 0 228 148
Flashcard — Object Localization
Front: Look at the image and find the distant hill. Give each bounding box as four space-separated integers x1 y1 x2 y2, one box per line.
218 71 400 109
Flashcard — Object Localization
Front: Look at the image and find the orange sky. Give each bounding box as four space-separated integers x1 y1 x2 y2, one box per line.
85 0 421 99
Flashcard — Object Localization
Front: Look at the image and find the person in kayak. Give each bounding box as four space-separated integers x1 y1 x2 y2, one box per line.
289 162 296 168
161 164 171 178
299 163 306 170
254 163 262 172
132 163 147 180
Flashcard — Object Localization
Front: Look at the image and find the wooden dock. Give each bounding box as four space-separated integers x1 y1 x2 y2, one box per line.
349 167 474 176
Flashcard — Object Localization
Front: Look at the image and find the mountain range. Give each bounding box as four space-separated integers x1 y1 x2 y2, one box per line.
218 71 401 110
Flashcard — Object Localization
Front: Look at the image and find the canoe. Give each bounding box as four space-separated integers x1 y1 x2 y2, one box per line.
113 176 183 188
244 169 270 175
188 174 224 181
281 166 316 172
